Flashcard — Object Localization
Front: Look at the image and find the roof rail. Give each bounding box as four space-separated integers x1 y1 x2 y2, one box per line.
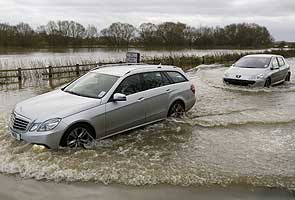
91 62 147 71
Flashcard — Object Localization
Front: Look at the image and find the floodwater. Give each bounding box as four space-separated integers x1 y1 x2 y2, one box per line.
0 57 295 198
0 47 266 69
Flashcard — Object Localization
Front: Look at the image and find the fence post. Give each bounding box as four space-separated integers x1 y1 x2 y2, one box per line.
17 68 22 89
17 68 22 82
75 64 80 76
48 66 53 78
202 56 205 64
48 66 53 88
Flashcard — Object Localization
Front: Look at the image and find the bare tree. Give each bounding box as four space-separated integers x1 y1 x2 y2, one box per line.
138 23 159 45
100 22 136 47
45 21 58 35
183 26 198 48
69 21 86 38
85 25 98 39
157 22 186 46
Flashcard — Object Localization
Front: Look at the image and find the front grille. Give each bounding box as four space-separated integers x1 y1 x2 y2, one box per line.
223 78 256 86
10 113 29 131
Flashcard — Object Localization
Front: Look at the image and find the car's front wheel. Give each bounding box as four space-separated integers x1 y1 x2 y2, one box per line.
60 123 96 148
168 101 185 117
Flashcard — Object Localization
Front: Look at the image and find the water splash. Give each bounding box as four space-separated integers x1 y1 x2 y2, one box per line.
0 59 295 190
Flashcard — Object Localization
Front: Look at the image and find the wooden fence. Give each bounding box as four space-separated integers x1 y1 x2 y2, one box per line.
0 62 125 88
0 55 213 89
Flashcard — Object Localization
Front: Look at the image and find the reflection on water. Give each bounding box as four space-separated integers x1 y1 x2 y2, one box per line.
0 58 295 190
0 47 266 69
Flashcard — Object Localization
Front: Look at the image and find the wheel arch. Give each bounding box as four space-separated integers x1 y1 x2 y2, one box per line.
167 98 186 117
59 120 96 147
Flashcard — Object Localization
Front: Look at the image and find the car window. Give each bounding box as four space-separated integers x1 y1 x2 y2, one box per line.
63 72 119 98
161 72 171 85
272 58 279 68
115 74 143 95
142 72 170 90
277 57 285 67
235 57 271 68
166 71 187 83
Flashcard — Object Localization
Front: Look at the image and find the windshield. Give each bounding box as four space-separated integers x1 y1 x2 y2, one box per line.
234 57 271 68
63 72 119 98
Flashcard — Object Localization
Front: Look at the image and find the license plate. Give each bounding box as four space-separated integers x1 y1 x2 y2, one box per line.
11 130 21 140
15 133 21 140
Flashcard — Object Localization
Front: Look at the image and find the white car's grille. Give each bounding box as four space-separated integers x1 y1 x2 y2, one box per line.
10 113 29 132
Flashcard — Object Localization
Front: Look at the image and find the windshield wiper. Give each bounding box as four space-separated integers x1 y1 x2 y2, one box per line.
64 90 79 96
238 66 256 68
64 90 97 99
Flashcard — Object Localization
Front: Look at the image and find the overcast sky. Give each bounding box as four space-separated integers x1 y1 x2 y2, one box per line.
1 0 294 41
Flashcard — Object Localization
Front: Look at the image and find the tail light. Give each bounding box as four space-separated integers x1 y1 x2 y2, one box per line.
190 84 196 94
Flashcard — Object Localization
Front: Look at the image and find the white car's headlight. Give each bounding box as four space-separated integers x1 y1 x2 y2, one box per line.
256 74 265 79
37 118 61 132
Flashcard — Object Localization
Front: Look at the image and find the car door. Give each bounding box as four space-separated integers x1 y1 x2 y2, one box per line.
142 71 171 122
277 57 289 81
270 57 281 84
105 74 146 135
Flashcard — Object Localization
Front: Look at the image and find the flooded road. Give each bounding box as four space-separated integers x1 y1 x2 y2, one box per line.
0 58 295 193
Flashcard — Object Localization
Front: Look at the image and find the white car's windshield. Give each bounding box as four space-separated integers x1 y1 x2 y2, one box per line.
235 57 271 68
63 72 119 98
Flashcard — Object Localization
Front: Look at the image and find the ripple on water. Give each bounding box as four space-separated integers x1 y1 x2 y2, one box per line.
0 61 295 190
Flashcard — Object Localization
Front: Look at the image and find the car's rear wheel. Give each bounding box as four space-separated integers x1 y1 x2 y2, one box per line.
264 78 271 88
285 72 291 82
168 101 185 117
60 123 96 148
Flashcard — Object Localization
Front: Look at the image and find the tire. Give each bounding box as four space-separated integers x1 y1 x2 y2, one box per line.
60 123 96 148
168 101 185 118
264 78 271 88
285 72 291 82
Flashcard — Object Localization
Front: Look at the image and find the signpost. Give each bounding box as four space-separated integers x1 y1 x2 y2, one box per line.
126 52 140 63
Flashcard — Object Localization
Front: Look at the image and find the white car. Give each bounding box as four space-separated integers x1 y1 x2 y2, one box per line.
223 54 291 87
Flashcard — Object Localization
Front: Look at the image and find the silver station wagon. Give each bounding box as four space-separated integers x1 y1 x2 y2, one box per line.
9 64 196 149
223 54 291 87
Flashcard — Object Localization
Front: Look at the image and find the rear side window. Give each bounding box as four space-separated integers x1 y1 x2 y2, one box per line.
115 74 143 95
142 72 170 90
277 57 285 67
166 71 187 83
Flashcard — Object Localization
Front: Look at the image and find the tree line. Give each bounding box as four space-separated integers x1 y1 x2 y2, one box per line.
0 20 275 48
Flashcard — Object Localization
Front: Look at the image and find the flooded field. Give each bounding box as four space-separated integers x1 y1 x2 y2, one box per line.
0 58 295 192
0 47 265 69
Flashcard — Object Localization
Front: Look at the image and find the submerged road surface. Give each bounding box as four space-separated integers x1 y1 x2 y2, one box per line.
0 58 295 198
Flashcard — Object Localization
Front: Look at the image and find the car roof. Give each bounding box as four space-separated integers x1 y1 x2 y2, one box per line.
91 64 179 77
244 54 283 58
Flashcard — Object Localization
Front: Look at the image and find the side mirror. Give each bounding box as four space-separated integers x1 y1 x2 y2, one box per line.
112 93 127 102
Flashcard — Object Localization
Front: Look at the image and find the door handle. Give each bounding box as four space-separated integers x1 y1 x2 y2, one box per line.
166 89 171 92
137 97 145 102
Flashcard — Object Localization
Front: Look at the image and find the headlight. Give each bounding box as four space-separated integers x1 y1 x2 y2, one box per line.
256 74 265 79
37 118 61 132
30 123 41 131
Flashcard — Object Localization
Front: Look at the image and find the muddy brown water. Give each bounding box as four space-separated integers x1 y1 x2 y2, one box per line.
0 58 295 194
